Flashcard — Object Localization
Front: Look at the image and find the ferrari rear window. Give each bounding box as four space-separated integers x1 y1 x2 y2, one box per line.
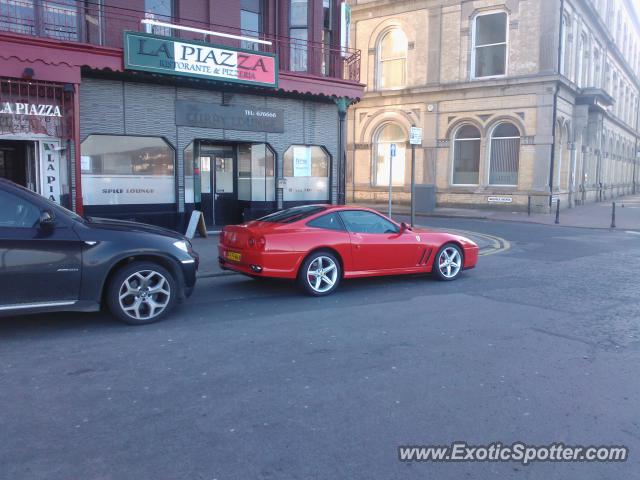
258 206 327 223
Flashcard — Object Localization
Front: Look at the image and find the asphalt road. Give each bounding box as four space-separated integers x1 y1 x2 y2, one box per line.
1 219 639 480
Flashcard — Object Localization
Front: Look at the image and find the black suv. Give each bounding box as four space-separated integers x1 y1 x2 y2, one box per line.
0 179 198 325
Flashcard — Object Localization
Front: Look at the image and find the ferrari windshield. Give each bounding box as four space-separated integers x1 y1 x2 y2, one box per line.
258 206 327 224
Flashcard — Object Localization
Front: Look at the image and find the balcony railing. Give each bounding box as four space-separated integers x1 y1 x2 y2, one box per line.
0 0 361 83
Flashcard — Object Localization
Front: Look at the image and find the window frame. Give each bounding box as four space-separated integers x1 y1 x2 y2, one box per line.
338 209 400 235
487 122 521 187
282 144 331 202
289 0 309 72
80 133 176 177
470 10 509 80
306 212 347 232
560 14 571 76
321 0 333 76
144 0 174 36
451 124 482 186
283 144 330 178
237 142 276 202
376 27 408 90
371 122 407 187
80 133 177 206
240 0 263 50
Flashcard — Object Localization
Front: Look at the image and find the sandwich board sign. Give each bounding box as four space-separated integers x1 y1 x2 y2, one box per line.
185 210 207 239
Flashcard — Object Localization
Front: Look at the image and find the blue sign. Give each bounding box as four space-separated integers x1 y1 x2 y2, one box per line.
390 143 397 157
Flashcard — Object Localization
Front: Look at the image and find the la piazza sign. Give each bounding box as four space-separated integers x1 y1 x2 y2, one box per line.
124 31 278 88
0 102 63 117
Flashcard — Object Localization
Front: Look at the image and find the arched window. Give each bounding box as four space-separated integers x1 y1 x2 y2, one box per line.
377 29 407 89
561 15 572 77
489 123 520 186
593 48 601 87
452 125 481 185
472 11 508 78
373 123 406 186
577 32 588 87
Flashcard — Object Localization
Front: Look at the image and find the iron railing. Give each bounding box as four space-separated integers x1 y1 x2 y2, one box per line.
0 0 361 83
0 79 73 137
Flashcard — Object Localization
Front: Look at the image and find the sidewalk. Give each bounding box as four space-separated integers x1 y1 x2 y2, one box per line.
365 195 640 231
191 235 226 278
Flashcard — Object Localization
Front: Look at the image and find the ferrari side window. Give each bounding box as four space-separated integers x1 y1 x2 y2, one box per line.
307 213 345 231
339 210 399 234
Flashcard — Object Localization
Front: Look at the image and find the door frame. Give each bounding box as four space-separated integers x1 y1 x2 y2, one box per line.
0 136 41 193
213 145 238 226
197 141 238 226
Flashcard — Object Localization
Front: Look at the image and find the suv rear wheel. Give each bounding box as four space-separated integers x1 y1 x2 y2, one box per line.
106 261 177 325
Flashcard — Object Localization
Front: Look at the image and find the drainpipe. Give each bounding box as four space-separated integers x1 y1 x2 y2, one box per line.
336 97 349 205
635 97 639 194
73 83 83 216
549 0 565 208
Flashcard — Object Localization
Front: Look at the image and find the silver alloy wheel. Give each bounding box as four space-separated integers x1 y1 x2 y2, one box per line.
306 256 338 293
438 247 462 279
118 270 171 321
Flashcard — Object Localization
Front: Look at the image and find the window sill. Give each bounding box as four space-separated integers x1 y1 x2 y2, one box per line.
470 74 507 81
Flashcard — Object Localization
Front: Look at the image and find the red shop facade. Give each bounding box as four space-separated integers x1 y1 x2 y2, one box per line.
0 32 121 214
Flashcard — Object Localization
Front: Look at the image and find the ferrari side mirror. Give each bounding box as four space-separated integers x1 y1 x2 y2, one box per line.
400 222 411 233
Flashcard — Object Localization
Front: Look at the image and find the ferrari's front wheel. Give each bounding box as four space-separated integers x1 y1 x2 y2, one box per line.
298 251 341 296
434 244 463 281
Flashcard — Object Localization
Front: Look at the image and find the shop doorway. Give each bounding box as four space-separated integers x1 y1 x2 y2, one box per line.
199 143 241 226
0 140 38 191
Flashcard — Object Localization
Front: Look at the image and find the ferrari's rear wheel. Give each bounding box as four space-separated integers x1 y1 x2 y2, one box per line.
299 252 341 296
434 244 463 281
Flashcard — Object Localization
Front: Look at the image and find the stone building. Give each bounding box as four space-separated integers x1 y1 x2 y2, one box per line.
346 0 640 211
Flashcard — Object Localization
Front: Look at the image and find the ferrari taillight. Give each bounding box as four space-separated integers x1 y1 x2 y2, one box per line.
247 236 266 250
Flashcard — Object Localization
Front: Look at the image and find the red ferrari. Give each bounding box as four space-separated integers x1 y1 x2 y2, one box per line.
218 205 478 296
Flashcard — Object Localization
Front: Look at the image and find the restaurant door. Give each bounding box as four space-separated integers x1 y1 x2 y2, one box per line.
0 140 38 191
199 143 241 226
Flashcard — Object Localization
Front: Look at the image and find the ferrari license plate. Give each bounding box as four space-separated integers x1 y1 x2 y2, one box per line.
226 251 241 262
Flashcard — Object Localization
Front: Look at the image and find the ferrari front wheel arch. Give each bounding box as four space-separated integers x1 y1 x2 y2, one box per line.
297 249 343 296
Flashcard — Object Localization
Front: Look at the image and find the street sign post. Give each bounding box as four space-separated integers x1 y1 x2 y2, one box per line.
389 143 397 218
409 127 422 227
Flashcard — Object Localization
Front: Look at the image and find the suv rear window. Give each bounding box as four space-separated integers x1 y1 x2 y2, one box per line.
258 206 327 224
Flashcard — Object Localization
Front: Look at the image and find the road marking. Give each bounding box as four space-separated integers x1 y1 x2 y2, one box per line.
626 231 640 235
419 227 511 257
